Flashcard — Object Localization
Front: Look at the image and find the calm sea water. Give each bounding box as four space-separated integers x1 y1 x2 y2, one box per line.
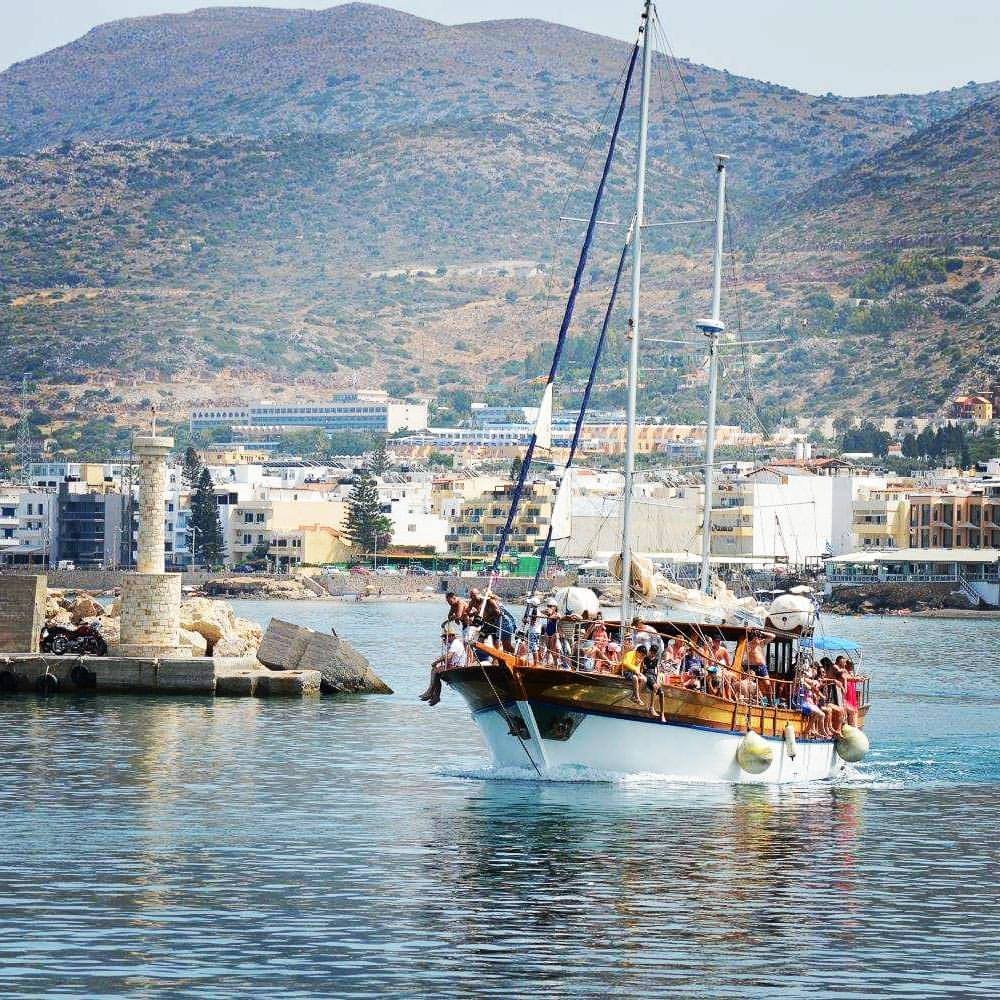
0 600 997 998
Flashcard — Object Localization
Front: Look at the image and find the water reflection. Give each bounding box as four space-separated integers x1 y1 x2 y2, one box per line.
0 602 995 997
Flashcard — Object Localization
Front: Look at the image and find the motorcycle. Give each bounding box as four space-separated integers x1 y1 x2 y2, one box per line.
40 622 108 656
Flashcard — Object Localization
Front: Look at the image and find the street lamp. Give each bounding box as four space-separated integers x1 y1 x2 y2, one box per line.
186 525 201 571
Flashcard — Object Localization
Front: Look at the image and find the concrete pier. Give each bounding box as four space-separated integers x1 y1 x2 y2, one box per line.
0 654 322 697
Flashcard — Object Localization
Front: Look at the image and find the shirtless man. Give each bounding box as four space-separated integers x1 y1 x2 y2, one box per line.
708 635 736 699
747 630 774 704
442 591 468 630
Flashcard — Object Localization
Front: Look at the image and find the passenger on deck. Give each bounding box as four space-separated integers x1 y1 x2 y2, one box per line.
519 596 543 665
477 592 516 656
708 636 736 698
842 658 860 726
822 663 847 737
620 637 643 703
704 665 724 697
420 622 468 706
680 644 705 691
541 600 560 665
747 630 775 704
442 591 468 629
664 637 685 672
796 675 829 738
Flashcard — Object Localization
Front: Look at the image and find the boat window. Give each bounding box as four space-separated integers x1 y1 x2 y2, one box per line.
766 639 795 679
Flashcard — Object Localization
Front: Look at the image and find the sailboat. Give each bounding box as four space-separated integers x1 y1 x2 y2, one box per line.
437 1 872 783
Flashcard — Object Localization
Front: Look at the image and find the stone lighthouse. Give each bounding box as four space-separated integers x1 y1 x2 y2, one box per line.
118 433 182 657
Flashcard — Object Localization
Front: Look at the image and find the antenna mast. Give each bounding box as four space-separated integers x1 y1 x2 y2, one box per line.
697 154 728 593
620 0 654 628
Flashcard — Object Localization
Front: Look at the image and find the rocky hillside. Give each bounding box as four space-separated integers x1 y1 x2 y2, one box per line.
765 97 1000 250
0 3 997 448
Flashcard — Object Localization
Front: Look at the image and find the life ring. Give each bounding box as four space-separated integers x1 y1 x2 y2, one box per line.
36 673 59 697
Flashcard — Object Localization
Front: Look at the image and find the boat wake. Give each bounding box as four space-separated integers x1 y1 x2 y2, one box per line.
442 763 734 785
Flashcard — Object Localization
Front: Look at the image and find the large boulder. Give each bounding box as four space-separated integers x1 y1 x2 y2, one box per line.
69 594 105 623
258 618 392 695
45 596 73 628
179 596 237 645
178 627 208 656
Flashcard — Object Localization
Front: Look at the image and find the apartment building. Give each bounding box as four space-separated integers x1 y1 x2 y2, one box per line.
447 481 556 560
851 486 911 550
229 498 348 565
269 525 352 571
906 487 1000 549
709 467 835 564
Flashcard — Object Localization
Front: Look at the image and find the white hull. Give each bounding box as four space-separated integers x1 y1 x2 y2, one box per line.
472 702 844 784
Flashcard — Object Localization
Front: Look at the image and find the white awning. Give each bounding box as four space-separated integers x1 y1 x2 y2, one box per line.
826 547 999 565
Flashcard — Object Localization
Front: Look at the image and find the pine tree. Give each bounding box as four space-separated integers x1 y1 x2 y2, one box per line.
369 437 391 476
190 468 226 567
181 445 202 489
344 471 393 555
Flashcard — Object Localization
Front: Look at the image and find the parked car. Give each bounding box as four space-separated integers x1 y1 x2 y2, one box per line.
40 622 108 656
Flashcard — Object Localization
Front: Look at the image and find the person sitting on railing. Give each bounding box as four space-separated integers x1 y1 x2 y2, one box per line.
795 673 830 738
620 637 644 703
420 622 467 707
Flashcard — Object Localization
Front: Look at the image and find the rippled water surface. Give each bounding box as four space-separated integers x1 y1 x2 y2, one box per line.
1 601 997 998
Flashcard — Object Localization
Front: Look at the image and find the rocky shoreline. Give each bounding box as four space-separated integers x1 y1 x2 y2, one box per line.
822 583 987 616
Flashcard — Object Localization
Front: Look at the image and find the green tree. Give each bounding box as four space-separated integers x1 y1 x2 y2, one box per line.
344 472 393 555
181 445 202 489
368 437 391 476
189 468 225 567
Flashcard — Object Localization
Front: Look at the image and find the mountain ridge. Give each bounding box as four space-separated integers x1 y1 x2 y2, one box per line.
0 3 997 449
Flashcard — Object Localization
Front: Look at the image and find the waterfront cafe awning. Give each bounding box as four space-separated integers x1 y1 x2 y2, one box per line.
825 548 1000 565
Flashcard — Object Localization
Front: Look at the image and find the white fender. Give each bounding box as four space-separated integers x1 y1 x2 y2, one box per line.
835 724 870 763
783 722 797 760
736 730 774 775
765 593 816 633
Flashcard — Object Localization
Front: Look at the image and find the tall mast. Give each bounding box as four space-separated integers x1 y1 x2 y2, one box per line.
620 0 654 628
697 154 728 593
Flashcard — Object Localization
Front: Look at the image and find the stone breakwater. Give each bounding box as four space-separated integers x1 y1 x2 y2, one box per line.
46 590 262 658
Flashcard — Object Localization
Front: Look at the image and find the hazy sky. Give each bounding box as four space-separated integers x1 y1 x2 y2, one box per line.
3 0 998 96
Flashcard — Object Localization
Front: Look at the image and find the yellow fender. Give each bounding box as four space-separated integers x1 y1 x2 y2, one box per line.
835 724 870 763
736 729 774 775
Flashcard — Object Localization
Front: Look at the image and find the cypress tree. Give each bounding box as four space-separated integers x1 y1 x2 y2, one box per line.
344 471 393 555
368 437 391 476
181 445 202 489
190 468 225 567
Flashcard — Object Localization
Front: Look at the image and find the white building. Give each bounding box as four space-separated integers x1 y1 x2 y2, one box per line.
0 487 59 566
190 390 427 435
